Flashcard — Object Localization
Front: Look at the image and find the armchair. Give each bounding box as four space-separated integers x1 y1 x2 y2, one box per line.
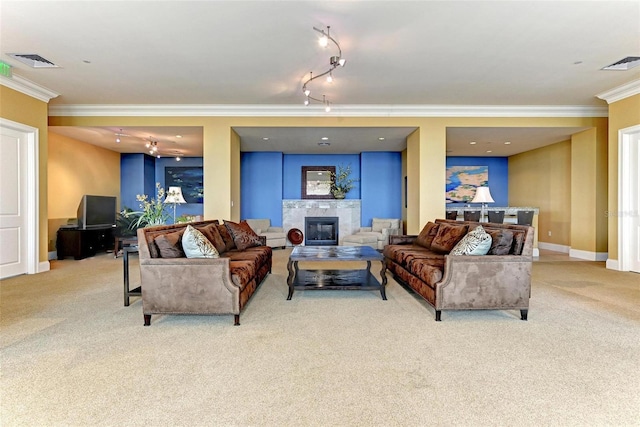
343 218 402 250
244 219 286 249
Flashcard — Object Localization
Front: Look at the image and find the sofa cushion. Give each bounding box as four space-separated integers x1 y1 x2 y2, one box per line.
416 222 440 249
372 219 391 232
217 223 236 252
154 229 185 258
196 223 227 255
487 229 514 255
410 261 444 287
450 225 492 255
182 225 220 258
225 220 263 251
430 223 469 254
511 230 525 255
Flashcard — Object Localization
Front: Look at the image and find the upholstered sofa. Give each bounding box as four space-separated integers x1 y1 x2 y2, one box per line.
244 218 287 248
137 220 272 326
343 218 402 250
383 219 533 321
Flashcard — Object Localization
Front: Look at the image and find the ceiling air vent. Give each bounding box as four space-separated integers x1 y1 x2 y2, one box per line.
602 56 640 71
7 53 59 68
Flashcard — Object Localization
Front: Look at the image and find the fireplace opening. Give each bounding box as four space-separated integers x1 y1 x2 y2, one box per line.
305 216 339 246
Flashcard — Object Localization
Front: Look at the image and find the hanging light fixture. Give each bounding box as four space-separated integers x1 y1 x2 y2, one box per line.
301 25 346 111
114 128 130 143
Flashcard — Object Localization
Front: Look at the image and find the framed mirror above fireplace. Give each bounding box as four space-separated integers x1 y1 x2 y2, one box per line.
301 166 335 199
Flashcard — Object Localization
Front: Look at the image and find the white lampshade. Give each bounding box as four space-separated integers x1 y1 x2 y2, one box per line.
165 186 187 204
471 186 495 204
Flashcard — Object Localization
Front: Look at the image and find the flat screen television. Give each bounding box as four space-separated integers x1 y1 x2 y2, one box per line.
77 195 117 229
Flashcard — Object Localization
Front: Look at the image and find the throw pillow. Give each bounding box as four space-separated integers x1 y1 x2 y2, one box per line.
182 225 220 258
196 223 227 255
430 223 469 254
487 229 514 255
224 220 263 251
217 223 236 252
372 219 391 233
450 225 492 256
415 222 440 249
154 229 185 258
511 231 526 255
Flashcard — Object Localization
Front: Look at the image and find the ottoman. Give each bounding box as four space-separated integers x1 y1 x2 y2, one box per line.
342 234 378 249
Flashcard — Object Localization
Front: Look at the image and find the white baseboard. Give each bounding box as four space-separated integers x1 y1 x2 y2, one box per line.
38 261 50 273
606 259 620 271
569 249 608 261
538 242 570 253
533 248 539 257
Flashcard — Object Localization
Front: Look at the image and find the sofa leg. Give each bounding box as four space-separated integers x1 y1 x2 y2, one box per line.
435 310 442 321
520 309 528 321
144 314 151 326
234 314 240 326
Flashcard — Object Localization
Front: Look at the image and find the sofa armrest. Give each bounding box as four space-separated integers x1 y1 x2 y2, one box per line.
435 254 532 311
389 234 418 245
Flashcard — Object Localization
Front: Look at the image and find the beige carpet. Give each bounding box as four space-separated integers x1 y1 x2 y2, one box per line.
1 249 639 426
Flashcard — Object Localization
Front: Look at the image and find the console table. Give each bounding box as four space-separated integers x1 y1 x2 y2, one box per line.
122 243 141 306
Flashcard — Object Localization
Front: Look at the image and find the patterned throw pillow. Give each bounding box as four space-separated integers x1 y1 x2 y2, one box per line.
224 220 263 251
450 225 492 256
415 222 440 249
430 223 469 254
182 225 220 258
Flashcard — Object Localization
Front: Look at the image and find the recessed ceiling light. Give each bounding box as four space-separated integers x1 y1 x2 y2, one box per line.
470 141 477 145
378 137 385 141
176 135 182 138
504 141 511 145
573 61 583 65
321 137 329 140
262 137 269 141
486 150 492 153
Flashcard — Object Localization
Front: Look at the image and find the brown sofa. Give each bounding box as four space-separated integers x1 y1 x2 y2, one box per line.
137 220 272 326
383 219 533 321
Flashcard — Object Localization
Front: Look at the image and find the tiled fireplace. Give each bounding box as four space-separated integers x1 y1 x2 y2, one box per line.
283 199 361 246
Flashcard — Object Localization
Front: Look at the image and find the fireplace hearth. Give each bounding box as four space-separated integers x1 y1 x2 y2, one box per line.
305 217 339 246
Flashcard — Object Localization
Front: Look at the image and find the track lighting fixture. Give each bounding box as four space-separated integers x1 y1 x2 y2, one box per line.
115 128 130 143
302 25 346 111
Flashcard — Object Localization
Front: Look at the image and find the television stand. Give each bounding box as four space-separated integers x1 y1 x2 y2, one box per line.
57 227 114 260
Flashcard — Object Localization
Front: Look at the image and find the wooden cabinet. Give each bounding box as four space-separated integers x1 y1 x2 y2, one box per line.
56 227 114 260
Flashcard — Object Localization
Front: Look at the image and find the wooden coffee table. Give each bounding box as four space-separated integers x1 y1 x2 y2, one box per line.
286 246 387 300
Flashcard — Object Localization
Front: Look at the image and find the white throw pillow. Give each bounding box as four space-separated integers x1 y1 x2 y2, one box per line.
450 225 492 256
182 225 220 258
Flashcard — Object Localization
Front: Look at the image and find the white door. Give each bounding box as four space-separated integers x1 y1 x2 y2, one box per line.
0 125 30 278
629 130 640 273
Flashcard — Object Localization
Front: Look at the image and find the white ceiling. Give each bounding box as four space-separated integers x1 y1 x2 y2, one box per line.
4 1 639 156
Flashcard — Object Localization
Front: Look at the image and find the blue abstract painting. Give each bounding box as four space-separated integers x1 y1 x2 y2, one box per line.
165 166 203 203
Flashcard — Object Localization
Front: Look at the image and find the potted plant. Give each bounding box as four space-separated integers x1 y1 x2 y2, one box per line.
126 182 170 228
330 164 358 199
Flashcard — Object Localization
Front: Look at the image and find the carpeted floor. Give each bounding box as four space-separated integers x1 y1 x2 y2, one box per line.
1 249 639 426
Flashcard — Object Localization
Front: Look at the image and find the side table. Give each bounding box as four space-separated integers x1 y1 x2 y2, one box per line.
123 244 141 306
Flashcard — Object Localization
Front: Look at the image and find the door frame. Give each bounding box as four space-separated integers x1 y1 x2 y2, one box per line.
617 124 640 272
0 118 40 275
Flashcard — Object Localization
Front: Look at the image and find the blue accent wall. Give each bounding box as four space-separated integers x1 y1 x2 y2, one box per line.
120 154 149 211
446 157 508 207
360 152 402 226
241 152 283 225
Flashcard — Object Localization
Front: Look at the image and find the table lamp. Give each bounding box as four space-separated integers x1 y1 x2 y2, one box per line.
471 186 494 222
165 186 187 223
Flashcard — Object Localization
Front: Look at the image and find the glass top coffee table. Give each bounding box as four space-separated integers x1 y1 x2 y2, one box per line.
286 246 387 300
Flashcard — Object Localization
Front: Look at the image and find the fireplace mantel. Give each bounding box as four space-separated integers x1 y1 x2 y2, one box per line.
283 199 361 246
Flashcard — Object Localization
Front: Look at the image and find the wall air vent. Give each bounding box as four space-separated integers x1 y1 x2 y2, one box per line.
7 53 59 68
602 56 640 71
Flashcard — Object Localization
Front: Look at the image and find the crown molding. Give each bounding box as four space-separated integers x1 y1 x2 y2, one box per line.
0 74 59 103
48 104 608 118
596 79 640 104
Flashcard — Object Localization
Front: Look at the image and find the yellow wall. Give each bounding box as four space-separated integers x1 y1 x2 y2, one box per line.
0 86 49 263
607 93 640 260
509 140 572 247
47 132 121 251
